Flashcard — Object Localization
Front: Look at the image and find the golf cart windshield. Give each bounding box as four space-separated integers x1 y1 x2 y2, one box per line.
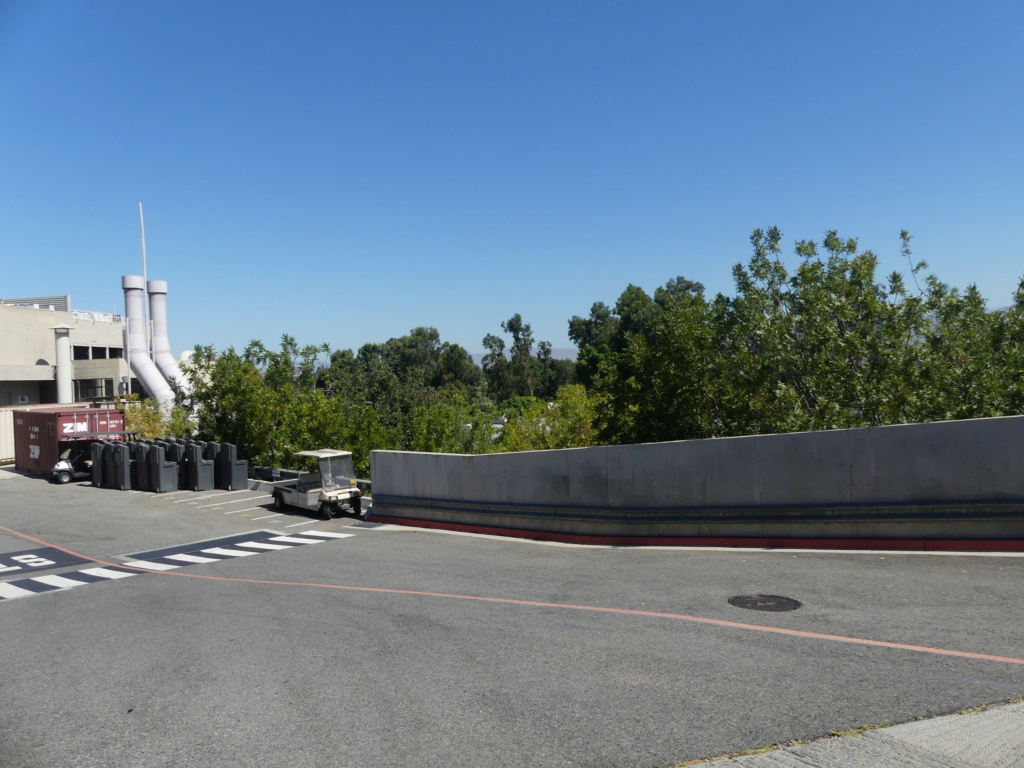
318 455 356 491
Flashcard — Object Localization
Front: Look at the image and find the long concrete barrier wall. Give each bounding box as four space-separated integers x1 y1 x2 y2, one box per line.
368 416 1024 549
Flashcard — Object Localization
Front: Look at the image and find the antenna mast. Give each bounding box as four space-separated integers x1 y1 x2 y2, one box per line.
138 202 152 358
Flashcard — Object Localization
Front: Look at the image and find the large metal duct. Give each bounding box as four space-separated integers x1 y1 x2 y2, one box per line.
122 275 174 412
147 280 191 395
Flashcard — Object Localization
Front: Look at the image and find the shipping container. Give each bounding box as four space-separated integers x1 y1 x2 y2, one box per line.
13 408 127 476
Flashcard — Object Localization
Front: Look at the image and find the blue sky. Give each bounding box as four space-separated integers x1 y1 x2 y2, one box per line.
2 1 1022 358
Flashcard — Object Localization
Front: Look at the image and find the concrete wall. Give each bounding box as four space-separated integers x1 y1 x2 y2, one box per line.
0 304 129 404
0 305 127 367
369 416 1024 544
0 381 42 408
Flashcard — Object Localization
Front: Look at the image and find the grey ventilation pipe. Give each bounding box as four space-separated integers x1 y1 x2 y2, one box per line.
147 280 191 395
122 275 174 412
51 323 74 404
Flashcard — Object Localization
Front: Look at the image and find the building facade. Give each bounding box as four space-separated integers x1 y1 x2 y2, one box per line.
0 296 130 406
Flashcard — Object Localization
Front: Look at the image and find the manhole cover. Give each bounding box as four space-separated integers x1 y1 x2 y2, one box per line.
728 594 802 612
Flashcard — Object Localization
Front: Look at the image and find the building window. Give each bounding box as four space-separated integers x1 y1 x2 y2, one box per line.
73 346 90 360
92 346 108 359
109 347 124 359
74 379 108 399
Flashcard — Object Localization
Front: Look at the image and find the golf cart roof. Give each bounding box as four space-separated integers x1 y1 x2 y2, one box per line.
294 449 352 459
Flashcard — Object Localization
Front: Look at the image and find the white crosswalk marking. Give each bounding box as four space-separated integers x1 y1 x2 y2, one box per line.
302 531 356 539
123 560 181 571
165 553 221 564
2 530 358 604
79 567 135 580
0 582 37 599
200 547 258 557
30 574 88 589
269 535 329 544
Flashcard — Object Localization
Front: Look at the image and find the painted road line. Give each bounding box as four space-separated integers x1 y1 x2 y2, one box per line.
2 525 1016 670
0 546 91 571
173 490 248 503
29 574 88 589
200 547 258 558
122 560 182 571
284 521 318 528
78 567 136 580
251 514 283 521
198 495 270 509
158 490 191 497
128 533 284 561
303 531 356 539
0 526 360 606
223 507 266 515
3 579 61 594
165 553 221 564
0 582 37 599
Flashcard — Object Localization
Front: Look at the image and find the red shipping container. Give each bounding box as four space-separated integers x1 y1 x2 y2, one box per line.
14 408 127 476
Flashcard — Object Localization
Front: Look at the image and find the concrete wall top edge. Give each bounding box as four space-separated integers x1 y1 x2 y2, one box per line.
371 414 1024 464
627 414 1024 447
371 414 1024 510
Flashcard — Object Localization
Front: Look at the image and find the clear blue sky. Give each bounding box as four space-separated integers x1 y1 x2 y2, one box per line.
2 1 1022 358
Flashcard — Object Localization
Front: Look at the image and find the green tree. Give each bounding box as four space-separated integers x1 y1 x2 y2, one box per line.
481 332 511 402
483 315 571 400
499 384 598 452
502 313 535 396
597 228 1024 445
115 393 191 440
186 342 287 464
409 390 494 454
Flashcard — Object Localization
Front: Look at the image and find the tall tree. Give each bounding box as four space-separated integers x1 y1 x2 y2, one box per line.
481 332 512 402
502 313 535 396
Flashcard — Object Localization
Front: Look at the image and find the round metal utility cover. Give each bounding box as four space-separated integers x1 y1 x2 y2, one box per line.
728 594 802 612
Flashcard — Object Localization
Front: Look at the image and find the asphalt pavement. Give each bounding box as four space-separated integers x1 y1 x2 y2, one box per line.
1 466 1023 767
689 701 1024 766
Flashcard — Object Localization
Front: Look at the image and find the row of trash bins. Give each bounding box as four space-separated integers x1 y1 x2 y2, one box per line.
91 439 249 493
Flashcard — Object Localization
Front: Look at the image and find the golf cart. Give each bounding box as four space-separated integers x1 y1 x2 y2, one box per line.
271 449 363 519
52 443 94 484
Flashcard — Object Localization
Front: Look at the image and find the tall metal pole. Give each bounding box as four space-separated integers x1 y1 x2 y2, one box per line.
138 202 152 359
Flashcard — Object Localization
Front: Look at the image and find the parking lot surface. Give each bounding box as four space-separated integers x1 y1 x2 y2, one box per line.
2 467 1023 767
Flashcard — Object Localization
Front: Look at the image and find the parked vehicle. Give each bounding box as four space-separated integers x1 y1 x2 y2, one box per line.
51 443 95 484
271 449 363 519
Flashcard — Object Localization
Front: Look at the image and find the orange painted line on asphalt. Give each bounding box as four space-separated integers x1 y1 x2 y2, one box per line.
3 523 1024 666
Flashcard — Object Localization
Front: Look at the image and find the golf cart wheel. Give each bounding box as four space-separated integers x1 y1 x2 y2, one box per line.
56 471 73 485
320 503 334 520
273 494 284 510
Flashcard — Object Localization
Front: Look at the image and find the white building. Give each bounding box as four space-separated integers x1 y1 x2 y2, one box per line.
0 295 131 406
